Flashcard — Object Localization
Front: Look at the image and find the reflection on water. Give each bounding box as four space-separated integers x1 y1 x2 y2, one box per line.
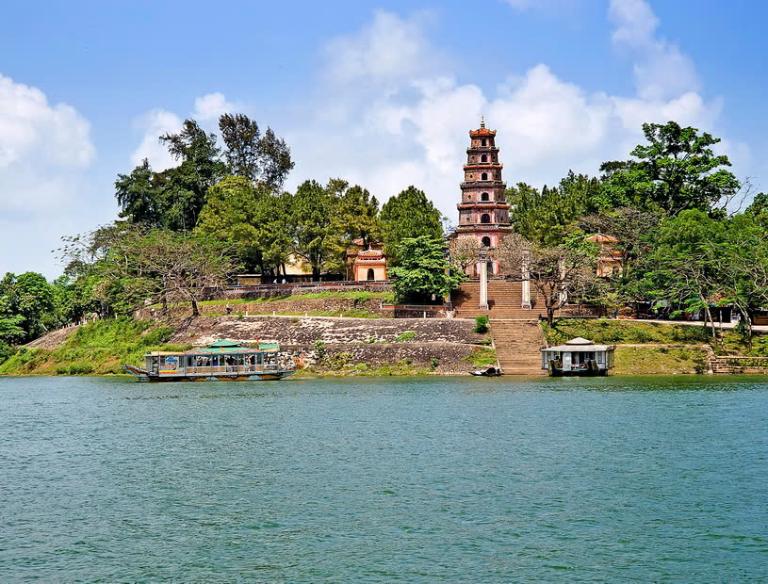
1 375 767 582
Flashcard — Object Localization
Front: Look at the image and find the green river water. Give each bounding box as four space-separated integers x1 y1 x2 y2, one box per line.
1 375 767 582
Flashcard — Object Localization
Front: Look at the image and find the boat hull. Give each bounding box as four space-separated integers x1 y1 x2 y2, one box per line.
124 366 296 382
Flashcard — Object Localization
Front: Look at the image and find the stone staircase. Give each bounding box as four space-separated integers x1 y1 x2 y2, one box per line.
453 281 548 319
491 319 546 375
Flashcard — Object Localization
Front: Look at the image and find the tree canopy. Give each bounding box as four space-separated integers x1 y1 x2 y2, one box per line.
380 186 443 264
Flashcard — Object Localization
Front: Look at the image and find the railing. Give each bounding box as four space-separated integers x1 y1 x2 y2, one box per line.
159 364 291 375
381 304 449 318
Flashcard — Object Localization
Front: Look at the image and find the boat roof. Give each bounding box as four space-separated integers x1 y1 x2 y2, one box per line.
146 339 280 357
543 343 614 352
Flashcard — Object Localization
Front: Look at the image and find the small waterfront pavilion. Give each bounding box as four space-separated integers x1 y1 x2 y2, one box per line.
540 337 615 374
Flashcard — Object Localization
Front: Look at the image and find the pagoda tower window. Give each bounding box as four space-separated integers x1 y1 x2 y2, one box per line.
481 172 488 181
481 192 489 201
481 236 491 247
481 139 487 146
481 213 491 224
481 154 487 162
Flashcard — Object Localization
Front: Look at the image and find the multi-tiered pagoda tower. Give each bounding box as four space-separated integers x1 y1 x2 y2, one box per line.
453 118 512 276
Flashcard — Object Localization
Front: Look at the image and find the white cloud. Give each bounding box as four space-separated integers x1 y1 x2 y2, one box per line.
193 92 235 122
0 73 98 275
285 2 741 224
609 0 699 100
130 109 182 171
323 10 442 88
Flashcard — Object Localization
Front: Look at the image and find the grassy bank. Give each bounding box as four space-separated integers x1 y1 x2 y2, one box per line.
0 319 190 376
613 346 708 375
543 319 711 345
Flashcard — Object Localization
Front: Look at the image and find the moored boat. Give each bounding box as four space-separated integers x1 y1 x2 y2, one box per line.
124 339 295 382
540 337 615 376
470 366 501 377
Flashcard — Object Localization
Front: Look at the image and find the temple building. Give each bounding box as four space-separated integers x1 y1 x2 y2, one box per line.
346 239 388 282
451 118 513 276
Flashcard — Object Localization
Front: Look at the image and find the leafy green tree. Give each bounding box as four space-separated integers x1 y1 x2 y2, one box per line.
115 159 164 227
600 121 740 214
218 114 294 190
644 210 726 337
380 186 443 264
0 272 56 342
116 120 226 231
289 180 338 280
196 176 270 271
508 173 601 246
389 236 464 303
159 120 228 230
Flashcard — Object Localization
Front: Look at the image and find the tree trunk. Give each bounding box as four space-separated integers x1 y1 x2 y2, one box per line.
312 265 321 282
191 297 200 317
703 304 716 341
546 305 555 326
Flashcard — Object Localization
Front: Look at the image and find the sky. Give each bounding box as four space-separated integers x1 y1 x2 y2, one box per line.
1 0 767 277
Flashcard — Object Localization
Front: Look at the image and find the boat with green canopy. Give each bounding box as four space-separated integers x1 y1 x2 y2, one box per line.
124 339 295 382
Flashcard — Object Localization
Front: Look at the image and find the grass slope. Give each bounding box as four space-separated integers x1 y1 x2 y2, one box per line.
0 318 190 376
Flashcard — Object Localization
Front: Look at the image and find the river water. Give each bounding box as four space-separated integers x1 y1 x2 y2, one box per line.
1 375 767 582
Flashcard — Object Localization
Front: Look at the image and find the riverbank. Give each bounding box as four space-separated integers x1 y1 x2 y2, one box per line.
0 316 494 377
3 315 767 377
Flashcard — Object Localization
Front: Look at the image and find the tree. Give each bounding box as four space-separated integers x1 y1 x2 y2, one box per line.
63 225 237 317
493 233 598 324
643 210 725 338
159 120 228 230
389 236 464 303
258 127 294 191
115 159 164 227
219 114 294 190
600 121 740 214
116 120 227 231
196 176 269 271
289 180 338 280
508 174 601 246
380 186 443 264
0 272 57 342
449 237 481 272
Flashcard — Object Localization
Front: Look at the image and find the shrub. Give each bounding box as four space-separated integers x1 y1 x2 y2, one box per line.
395 331 417 342
474 315 489 334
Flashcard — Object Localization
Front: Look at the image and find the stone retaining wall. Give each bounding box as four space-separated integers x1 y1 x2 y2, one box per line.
171 316 486 346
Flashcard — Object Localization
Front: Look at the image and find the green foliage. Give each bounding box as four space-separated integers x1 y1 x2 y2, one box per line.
600 121 740 214
196 176 281 272
508 173 601 246
0 318 184 376
473 315 489 334
389 236 464 303
218 114 294 189
0 271 61 344
380 186 443 263
395 331 416 342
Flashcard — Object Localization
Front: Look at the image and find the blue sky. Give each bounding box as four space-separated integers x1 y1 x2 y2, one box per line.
1 0 766 276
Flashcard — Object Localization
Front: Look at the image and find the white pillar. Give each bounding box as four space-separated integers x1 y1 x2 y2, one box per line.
478 260 489 310
521 255 531 308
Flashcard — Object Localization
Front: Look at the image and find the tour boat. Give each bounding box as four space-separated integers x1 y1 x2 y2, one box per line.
124 339 295 382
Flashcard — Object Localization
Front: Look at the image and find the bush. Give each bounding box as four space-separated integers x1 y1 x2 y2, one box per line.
0 342 14 365
474 316 489 334
395 331 417 342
